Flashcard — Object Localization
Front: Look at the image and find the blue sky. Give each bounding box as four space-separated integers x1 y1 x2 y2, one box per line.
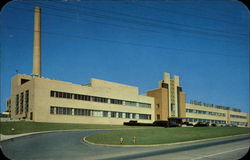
0 0 249 113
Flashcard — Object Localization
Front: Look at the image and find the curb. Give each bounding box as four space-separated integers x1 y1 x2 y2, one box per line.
83 133 250 147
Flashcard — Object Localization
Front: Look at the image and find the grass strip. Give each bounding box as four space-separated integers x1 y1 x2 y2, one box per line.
0 121 145 135
86 127 250 145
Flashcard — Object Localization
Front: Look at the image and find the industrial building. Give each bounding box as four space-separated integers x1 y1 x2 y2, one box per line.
6 7 250 127
147 74 250 127
8 74 154 125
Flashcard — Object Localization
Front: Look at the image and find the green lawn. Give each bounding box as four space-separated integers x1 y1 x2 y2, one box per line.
0 121 145 135
86 127 250 145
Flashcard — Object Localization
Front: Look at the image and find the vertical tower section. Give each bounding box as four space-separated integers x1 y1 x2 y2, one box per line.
32 6 41 77
147 72 186 122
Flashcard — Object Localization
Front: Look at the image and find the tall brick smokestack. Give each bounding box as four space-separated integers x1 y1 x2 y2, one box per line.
32 6 41 77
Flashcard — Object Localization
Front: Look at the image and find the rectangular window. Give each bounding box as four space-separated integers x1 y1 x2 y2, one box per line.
118 112 123 118
50 106 55 114
15 94 19 114
58 92 63 98
30 112 33 120
84 95 91 101
67 108 72 115
139 114 150 120
50 91 55 97
125 113 130 118
132 113 136 119
56 91 59 97
92 96 108 103
20 92 24 114
157 114 160 120
25 90 29 113
74 94 78 99
110 99 123 105
138 103 151 108
66 93 71 99
103 111 108 117
63 92 67 98
111 112 116 118
156 104 160 108
125 101 137 106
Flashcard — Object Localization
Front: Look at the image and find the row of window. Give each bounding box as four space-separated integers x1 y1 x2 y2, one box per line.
186 109 225 117
50 106 152 120
186 118 226 124
50 90 151 108
230 114 247 119
15 90 29 115
230 121 247 126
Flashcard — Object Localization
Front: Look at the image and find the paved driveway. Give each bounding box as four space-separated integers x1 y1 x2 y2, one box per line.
1 130 249 160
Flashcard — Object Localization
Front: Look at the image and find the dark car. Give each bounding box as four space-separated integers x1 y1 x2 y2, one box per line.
211 123 217 127
182 121 193 126
167 121 181 127
194 122 209 127
153 120 169 127
123 120 138 126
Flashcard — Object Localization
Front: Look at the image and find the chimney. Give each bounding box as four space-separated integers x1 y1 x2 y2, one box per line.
32 6 41 77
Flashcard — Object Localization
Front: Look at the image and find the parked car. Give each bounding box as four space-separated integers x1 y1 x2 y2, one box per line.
194 122 209 127
153 121 181 127
181 121 193 126
153 120 169 127
211 123 217 127
167 121 181 127
124 120 153 126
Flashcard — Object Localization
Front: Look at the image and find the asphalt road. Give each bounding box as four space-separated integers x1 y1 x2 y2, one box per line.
1 130 249 160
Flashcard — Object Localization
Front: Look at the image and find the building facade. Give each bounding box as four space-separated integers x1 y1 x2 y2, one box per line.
186 103 249 126
146 73 250 127
9 74 154 125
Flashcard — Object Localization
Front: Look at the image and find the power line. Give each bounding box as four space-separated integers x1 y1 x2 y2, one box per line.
17 1 247 40
128 2 245 26
8 6 246 45
171 3 244 20
5 26 248 59
53 1 247 36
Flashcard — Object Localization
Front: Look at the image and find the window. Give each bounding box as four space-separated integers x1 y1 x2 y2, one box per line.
138 103 151 108
125 101 137 106
230 114 246 119
20 92 24 114
157 114 160 120
125 113 130 118
161 83 168 89
103 111 108 117
171 104 175 111
110 99 123 105
15 94 19 114
139 114 150 120
92 96 108 103
50 91 55 97
132 113 136 119
50 106 55 114
30 112 33 120
84 95 91 101
63 92 67 98
156 104 160 108
118 112 123 118
58 92 63 98
50 106 153 121
111 112 116 118
25 90 29 113
21 78 30 85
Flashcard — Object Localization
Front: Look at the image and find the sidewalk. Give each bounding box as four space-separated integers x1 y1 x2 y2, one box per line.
0 133 35 141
